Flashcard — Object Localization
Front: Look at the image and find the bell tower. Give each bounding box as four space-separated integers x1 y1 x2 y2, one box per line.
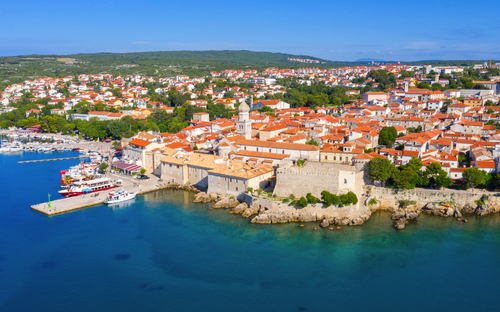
236 97 252 139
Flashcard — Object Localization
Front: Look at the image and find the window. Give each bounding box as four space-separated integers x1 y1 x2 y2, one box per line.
325 156 327 160
169 164 172 167
340 157 342 161
177 165 179 169
236 187 238 192
210 181 213 186
269 149 271 152
344 179 347 184
334 156 336 160
218 183 220 187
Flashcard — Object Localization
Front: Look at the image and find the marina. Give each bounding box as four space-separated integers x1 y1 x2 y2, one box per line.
31 173 172 216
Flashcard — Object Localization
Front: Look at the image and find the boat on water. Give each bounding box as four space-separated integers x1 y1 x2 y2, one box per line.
58 177 116 197
103 190 137 204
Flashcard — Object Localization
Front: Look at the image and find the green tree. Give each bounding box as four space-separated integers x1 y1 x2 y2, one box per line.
392 167 417 189
99 163 109 172
463 167 484 191
367 157 394 186
378 126 397 148
435 172 453 189
306 139 319 146
140 168 146 175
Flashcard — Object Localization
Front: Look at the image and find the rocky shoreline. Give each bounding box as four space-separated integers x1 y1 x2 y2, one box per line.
187 188 500 230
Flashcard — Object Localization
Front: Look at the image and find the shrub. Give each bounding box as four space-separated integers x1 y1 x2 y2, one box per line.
475 199 485 206
273 194 277 198
340 191 358 206
247 187 254 193
140 168 146 175
298 197 308 208
289 194 296 200
368 198 377 205
399 200 416 208
256 189 263 196
297 159 306 167
321 190 341 207
306 193 318 204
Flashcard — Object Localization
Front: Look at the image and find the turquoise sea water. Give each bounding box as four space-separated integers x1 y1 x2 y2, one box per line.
1 151 500 312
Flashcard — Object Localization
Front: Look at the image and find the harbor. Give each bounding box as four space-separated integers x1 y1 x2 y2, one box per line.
31 173 172 216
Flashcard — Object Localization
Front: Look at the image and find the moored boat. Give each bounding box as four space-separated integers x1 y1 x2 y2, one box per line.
103 190 137 204
58 178 116 197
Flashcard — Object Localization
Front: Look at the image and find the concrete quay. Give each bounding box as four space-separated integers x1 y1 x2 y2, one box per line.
31 173 174 216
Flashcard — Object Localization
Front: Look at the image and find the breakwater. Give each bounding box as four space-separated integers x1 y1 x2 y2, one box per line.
18 156 89 163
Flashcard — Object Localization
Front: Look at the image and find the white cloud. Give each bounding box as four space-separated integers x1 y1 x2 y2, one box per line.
131 41 153 45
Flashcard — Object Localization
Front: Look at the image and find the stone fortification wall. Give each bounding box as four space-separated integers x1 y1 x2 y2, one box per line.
366 186 498 210
273 162 364 198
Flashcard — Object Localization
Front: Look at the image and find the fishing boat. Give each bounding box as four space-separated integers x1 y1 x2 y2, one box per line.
58 177 116 197
103 190 137 204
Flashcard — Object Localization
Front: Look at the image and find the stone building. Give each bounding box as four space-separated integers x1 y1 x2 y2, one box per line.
273 162 364 199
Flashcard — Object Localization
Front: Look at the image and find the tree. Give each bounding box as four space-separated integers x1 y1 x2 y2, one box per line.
306 139 319 146
367 157 394 186
392 167 417 189
140 168 147 175
378 126 397 148
99 163 109 172
298 197 308 208
463 167 484 191
435 172 453 189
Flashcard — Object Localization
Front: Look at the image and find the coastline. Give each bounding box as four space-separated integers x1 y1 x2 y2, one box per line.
190 185 500 230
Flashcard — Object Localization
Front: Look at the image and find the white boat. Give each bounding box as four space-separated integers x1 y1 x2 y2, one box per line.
103 190 137 204
58 177 116 197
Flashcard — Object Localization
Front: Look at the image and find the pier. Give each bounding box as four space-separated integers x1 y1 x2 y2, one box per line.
18 156 89 163
31 173 173 216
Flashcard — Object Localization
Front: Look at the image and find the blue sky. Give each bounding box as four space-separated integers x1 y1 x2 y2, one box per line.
1 0 499 62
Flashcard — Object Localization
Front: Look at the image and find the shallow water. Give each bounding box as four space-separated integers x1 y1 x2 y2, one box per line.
1 152 500 312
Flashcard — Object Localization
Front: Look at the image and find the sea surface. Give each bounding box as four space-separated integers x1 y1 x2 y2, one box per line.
1 151 500 312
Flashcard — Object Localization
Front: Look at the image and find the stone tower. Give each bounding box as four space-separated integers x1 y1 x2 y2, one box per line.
236 96 252 139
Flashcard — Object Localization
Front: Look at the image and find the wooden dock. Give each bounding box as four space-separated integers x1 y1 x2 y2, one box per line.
18 156 89 163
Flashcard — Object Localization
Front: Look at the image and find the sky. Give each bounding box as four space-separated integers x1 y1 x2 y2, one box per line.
1 0 500 62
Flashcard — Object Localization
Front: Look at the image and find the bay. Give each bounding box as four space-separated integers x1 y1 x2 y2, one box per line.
0 151 499 312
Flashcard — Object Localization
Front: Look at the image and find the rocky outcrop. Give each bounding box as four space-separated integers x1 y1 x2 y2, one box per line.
422 202 458 217
390 208 421 230
250 202 371 226
212 197 240 209
394 218 407 230
319 219 330 228
229 202 248 214
242 204 260 218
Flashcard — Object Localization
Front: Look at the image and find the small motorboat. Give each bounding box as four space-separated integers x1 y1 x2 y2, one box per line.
103 190 137 204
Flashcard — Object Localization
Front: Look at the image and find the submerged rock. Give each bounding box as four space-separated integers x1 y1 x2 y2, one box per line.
394 218 407 230
320 219 330 228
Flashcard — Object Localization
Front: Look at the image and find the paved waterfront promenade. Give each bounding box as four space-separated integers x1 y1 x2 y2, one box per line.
31 173 171 216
